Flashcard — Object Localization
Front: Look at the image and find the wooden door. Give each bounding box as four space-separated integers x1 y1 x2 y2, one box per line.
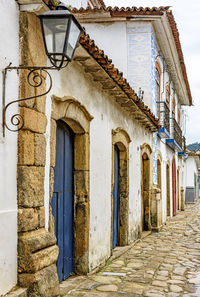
177 169 179 210
172 158 176 216
166 164 170 216
51 121 74 281
112 146 120 248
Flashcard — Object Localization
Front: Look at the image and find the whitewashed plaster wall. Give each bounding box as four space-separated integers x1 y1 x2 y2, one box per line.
157 139 172 220
83 22 127 78
84 21 153 109
0 1 19 295
127 22 152 109
62 0 88 8
44 59 153 271
185 156 198 187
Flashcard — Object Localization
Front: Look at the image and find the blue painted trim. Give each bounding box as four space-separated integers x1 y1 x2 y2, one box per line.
166 138 183 152
166 139 175 151
158 127 170 139
178 152 185 156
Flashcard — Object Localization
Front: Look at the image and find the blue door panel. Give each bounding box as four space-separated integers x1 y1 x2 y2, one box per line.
63 128 74 278
51 121 74 282
112 146 120 248
54 125 64 192
57 192 64 281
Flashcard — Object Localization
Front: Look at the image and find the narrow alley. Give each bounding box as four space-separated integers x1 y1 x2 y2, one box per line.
60 201 200 297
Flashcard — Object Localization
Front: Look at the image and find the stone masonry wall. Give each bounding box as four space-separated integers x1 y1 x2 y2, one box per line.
17 12 59 297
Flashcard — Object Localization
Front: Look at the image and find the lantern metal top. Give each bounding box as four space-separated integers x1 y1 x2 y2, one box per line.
37 6 83 69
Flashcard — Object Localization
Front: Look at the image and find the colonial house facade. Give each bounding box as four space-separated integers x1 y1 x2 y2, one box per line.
73 4 192 220
0 1 192 296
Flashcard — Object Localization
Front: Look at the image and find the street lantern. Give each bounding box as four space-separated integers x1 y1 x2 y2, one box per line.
37 6 83 69
2 4 83 135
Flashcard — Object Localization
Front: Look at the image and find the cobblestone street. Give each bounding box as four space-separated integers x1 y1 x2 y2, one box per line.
60 201 200 297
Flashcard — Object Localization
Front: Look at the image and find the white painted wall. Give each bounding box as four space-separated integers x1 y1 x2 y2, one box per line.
185 156 198 187
83 22 128 78
44 58 152 271
127 22 152 109
0 0 19 294
62 0 88 8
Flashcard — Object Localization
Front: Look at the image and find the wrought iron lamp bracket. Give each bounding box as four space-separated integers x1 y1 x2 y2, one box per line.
2 64 61 137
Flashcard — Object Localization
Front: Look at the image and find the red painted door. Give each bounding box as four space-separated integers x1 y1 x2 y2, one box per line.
172 158 176 216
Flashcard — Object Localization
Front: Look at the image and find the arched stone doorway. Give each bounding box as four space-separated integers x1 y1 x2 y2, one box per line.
52 120 74 281
141 144 152 231
166 162 170 216
157 154 162 192
111 128 131 249
50 95 93 277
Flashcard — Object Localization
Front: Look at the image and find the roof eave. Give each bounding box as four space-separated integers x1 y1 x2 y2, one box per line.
73 8 192 106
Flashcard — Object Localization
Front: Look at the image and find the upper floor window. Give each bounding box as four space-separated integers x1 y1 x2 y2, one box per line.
155 62 161 119
155 63 161 102
178 108 181 126
166 85 170 107
172 97 176 118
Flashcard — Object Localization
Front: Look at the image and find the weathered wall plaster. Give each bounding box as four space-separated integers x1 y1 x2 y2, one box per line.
44 59 153 271
0 1 19 294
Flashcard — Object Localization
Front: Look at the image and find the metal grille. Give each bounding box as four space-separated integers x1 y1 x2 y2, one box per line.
157 101 170 133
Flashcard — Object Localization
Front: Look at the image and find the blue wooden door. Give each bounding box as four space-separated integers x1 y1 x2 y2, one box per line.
112 145 120 248
51 121 74 282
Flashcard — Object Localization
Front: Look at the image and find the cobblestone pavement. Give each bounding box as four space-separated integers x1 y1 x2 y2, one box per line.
60 201 200 297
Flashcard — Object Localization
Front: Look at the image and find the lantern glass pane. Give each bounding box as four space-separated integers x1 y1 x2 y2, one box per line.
66 20 80 59
43 18 68 54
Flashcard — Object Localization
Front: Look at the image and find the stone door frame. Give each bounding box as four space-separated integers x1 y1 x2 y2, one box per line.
111 128 131 250
50 95 93 275
140 143 152 232
166 161 171 217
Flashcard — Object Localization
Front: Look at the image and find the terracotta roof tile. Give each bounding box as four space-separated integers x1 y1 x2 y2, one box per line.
72 6 170 15
98 0 106 8
79 31 160 128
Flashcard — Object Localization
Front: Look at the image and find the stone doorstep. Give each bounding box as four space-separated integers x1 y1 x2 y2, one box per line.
87 231 151 277
3 287 27 297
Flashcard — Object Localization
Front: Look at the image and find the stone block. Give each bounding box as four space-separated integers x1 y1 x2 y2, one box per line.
19 12 47 113
18 208 39 232
74 170 89 201
181 187 185 211
150 186 162 232
20 12 46 67
18 228 57 254
49 167 54 202
5 287 27 297
50 119 56 167
74 133 89 171
18 264 59 297
48 206 55 236
19 69 35 109
18 229 58 273
18 130 35 165
35 93 46 114
20 107 47 134
38 206 45 228
34 133 46 166
74 202 89 274
19 70 47 113
20 245 58 273
18 166 44 207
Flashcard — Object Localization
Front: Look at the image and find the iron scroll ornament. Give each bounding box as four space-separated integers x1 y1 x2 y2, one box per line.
2 64 68 136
